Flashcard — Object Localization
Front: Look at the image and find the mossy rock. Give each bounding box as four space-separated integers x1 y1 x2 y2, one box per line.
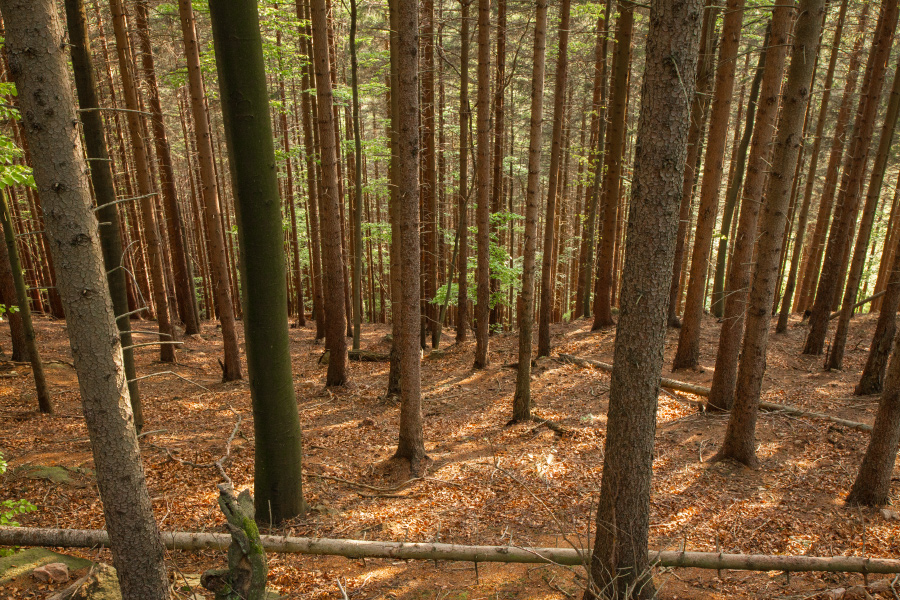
0 548 92 584
15 464 94 487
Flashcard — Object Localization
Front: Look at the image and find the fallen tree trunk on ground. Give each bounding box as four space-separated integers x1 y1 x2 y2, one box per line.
829 290 886 320
558 353 872 432
3 527 900 574
348 350 390 362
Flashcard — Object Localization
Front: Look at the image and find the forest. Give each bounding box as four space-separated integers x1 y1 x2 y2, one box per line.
0 0 899 597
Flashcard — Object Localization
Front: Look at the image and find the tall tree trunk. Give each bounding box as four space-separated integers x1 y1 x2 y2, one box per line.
585 0 703 593
208 0 308 522
777 0 849 332
713 0 824 466
488 0 506 330
456 0 471 344
65 0 142 423
421 0 438 347
385 1 402 399
0 215 27 361
672 0 746 370
827 58 900 369
473 0 491 368
178 0 242 381
134 0 199 336
0 1 170 595
805 0 898 356
858 233 900 395
1 192 51 413
350 0 364 350
393 0 426 475
536 0 570 355
309 0 349 385
591 0 633 330
108 0 175 363
668 0 718 327
847 332 900 505
512 0 549 423
706 8 793 412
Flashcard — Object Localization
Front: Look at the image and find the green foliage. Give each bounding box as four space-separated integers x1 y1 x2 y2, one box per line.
0 453 36 529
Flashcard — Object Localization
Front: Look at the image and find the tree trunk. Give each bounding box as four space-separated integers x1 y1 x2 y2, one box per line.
0 1 170 596
178 0 242 382
713 0 824 467
827 58 900 369
536 0 570 355
208 0 307 522
473 0 491 368
591 0 633 330
706 8 793 412
133 0 199 336
671 0 746 370
777 0 848 332
308 0 349 385
456 0 471 344
64 0 142 423
668 0 718 327
847 333 900 505
512 0 549 423
0 214 27 362
385 1 402 399
108 0 175 363
421 0 438 348
393 0 426 475
488 0 506 331
805 0 898 356
350 0 364 350
585 0 703 594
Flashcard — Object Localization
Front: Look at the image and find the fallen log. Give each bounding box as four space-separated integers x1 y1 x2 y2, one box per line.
348 350 390 362
3 527 900 574
558 353 873 432
829 290 887 320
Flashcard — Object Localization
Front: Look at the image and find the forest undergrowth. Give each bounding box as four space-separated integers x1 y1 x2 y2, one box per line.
0 313 897 599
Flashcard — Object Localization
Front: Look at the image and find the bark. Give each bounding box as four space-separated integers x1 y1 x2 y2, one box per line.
671 0 745 370
108 0 175 363
1 193 51 413
456 0 471 344
0 1 170 596
706 8 793 412
714 0 824 467
827 58 900 369
668 0 718 327
178 0 242 382
512 0 549 423
308 0 349 385
796 10 868 314
847 333 900 506
710 32 769 319
585 0 703 594
777 0 849 332
6 527 900 574
133 0 199 336
858 245 900 395
208 0 307 522
805 0 898 355
536 0 570 355
422 0 438 347
385 0 402 399
393 0 426 475
590 1 634 331
63 0 143 423
473 0 491 368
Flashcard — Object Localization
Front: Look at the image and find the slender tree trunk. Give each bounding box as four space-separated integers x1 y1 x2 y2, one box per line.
668 0 718 327
456 0 471 344
1 192 51 413
585 0 703 593
672 0 746 370
309 0 349 384
512 0 548 423
488 0 506 330
421 0 438 347
536 0 570 355
0 1 170 595
350 0 364 350
473 0 491 368
713 0 824 466
393 0 426 475
805 0 898 356
777 0 849 331
706 8 793 412
208 0 307 522
858 238 900 395
827 58 900 369
0 215 27 361
178 0 242 381
134 0 199 336
108 0 175 363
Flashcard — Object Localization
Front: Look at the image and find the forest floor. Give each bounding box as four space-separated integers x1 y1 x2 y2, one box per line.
0 311 898 599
